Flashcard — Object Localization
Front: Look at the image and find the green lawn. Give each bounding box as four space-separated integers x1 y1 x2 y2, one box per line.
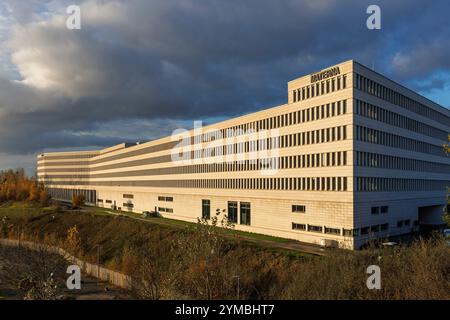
88 205 291 243
0 202 57 220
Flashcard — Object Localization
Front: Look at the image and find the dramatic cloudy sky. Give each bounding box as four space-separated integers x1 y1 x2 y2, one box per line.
0 0 449 174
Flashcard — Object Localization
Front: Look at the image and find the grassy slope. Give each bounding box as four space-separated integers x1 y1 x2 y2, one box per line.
90 205 292 243
0 202 311 267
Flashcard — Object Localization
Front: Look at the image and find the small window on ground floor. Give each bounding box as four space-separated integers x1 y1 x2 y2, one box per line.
228 201 238 224
292 223 306 231
202 199 210 220
343 228 359 237
240 202 251 226
308 225 323 233
324 227 341 235
292 205 306 213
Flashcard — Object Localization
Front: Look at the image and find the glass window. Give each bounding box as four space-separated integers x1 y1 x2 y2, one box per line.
228 201 238 223
292 205 306 213
240 202 251 225
202 199 210 220
292 223 306 231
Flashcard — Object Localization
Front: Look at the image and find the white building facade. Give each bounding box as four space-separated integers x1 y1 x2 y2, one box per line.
37 60 450 249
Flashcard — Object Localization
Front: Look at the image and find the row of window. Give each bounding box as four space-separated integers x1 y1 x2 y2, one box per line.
123 194 134 199
292 223 396 237
158 196 174 202
291 223 341 235
292 75 347 102
195 99 348 145
202 200 251 226
40 125 348 181
356 177 448 192
355 126 444 157
40 102 349 170
192 151 348 173
320 220 419 238
40 176 352 191
355 151 450 173
47 188 96 203
192 125 348 161
38 102 349 172
355 99 447 141
371 206 388 214
158 207 174 213
174 177 349 191
38 151 350 181
360 223 389 235
38 168 90 175
354 73 450 127
38 153 97 161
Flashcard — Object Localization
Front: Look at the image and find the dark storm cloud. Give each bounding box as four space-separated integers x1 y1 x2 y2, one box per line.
0 0 449 172
412 78 447 92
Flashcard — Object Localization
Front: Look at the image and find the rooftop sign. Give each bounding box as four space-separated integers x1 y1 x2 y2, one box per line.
311 66 341 83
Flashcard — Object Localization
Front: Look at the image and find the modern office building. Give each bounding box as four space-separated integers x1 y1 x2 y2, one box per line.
37 60 450 249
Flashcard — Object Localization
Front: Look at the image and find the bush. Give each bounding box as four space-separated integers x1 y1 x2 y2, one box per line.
71 194 85 208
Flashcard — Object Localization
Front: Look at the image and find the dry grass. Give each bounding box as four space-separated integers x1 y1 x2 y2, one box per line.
1 203 449 300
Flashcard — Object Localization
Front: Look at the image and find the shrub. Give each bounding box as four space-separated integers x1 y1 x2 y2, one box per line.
71 194 85 208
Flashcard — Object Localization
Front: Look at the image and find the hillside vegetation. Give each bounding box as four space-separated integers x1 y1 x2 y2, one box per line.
0 202 449 300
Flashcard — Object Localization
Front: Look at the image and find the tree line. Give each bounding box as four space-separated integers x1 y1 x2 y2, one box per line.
0 169 50 206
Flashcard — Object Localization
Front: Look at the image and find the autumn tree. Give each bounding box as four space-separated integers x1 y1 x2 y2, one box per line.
0 169 50 206
71 194 85 208
66 225 81 254
28 183 40 202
